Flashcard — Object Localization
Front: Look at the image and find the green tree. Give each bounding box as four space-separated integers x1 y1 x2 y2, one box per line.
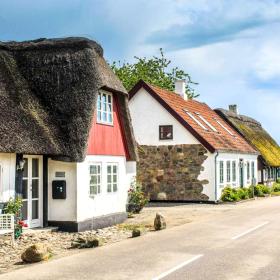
110 48 199 99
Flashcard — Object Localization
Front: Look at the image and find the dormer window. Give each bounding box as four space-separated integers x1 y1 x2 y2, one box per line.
97 90 113 125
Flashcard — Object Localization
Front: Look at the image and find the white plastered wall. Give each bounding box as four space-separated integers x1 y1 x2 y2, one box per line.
48 159 77 221
76 155 136 222
129 88 214 200
0 153 16 203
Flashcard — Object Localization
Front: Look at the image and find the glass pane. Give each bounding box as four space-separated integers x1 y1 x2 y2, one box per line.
108 94 111 104
98 185 101 193
107 184 111 192
32 158 39 177
32 179 39 198
113 175 117 183
108 113 112 123
23 158 28 178
97 111 101 121
97 95 101 110
90 165 97 174
113 165 117 174
98 165 101 173
90 185 97 195
21 201 28 220
32 200 39 219
113 184 117 192
90 176 97 184
107 175 111 183
107 165 112 173
102 112 107 122
22 179 28 199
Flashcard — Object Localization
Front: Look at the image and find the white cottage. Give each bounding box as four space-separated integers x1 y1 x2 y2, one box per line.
0 38 137 231
129 80 258 201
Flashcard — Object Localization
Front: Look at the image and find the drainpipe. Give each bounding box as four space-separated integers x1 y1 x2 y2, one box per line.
214 151 219 202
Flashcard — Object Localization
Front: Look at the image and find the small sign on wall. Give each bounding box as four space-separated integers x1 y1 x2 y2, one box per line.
55 171 66 178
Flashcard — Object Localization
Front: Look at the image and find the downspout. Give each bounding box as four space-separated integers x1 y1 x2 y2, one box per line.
214 151 219 202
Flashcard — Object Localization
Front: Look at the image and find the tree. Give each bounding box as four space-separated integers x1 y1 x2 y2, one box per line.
110 48 199 99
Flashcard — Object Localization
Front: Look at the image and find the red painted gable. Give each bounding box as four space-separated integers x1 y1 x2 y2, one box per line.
87 94 129 158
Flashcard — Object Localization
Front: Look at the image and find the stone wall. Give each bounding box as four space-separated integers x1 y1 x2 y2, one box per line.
137 144 209 201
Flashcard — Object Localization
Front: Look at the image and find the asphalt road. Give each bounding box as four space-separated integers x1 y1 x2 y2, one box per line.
2 197 280 280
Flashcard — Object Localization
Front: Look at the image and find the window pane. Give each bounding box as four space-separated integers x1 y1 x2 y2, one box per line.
108 113 112 123
107 184 112 192
102 112 107 122
32 179 39 198
107 165 112 173
107 175 111 183
113 184 117 192
32 158 39 177
22 179 28 199
113 165 117 174
97 111 101 121
32 200 39 220
113 175 117 183
159 125 173 140
97 95 101 110
90 165 97 174
23 158 28 178
21 201 28 221
90 176 97 184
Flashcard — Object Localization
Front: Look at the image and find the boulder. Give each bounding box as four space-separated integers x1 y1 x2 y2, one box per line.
21 243 51 263
132 228 142 238
71 237 102 249
154 213 166 231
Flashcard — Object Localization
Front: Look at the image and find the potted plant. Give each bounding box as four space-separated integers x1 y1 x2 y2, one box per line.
126 179 148 214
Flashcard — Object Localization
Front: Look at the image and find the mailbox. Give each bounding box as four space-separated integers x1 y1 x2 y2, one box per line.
52 180 66 199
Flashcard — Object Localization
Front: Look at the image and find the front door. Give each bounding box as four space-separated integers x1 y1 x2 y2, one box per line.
21 156 42 228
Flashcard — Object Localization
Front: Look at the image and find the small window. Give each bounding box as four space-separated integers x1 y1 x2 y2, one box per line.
219 161 224 184
159 125 173 140
214 119 234 136
89 164 101 196
183 110 208 130
97 90 113 125
196 113 218 132
251 162 255 179
107 164 118 193
232 161 236 182
247 161 250 180
226 161 231 182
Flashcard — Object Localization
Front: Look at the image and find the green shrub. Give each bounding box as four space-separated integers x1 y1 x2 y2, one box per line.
273 183 280 192
276 178 280 184
254 184 271 197
237 188 249 200
221 187 240 202
247 186 254 198
127 179 148 213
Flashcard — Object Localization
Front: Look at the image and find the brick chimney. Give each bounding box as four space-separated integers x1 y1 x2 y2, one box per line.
175 79 188 100
229 104 239 114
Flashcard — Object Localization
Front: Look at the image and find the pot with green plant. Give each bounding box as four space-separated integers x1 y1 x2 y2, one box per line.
126 179 148 214
4 198 27 238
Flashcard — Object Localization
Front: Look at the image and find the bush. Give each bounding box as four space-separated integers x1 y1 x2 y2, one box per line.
276 178 280 184
254 184 271 197
127 179 148 214
273 183 280 192
237 188 249 200
221 187 240 202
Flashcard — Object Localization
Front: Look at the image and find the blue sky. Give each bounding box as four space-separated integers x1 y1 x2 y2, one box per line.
1 0 280 142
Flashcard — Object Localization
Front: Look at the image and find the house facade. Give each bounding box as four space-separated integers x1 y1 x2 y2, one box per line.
0 38 137 231
215 106 280 186
129 80 258 202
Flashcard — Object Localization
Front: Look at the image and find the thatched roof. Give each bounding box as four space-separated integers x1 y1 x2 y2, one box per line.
0 37 137 162
215 108 280 167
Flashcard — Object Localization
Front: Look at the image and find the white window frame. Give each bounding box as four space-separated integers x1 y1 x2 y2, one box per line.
107 163 118 193
196 113 218 132
226 160 231 183
97 90 113 125
214 118 234 136
89 163 102 197
247 161 250 181
232 161 237 182
219 161 224 184
183 109 208 130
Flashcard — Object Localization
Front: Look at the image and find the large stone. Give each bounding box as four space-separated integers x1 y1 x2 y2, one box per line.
132 228 142 238
154 213 166 231
157 192 167 200
21 243 51 263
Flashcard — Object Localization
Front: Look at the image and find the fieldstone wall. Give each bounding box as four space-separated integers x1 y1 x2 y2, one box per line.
137 144 209 201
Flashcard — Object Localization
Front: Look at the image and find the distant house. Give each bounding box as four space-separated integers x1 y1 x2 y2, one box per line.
129 80 258 202
215 106 280 185
0 37 137 231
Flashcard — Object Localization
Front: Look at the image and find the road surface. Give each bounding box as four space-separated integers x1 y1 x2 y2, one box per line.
2 197 280 280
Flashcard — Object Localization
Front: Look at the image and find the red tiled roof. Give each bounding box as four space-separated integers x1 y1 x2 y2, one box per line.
130 80 257 154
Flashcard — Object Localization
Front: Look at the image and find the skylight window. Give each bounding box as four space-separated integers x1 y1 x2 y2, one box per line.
183 109 208 130
214 118 234 136
195 113 218 132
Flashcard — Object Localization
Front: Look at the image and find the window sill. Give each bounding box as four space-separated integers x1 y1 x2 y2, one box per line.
97 121 114 127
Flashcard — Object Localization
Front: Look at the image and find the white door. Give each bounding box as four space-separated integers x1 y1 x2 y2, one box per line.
21 156 42 228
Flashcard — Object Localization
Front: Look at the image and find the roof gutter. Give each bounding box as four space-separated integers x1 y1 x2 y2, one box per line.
214 151 219 202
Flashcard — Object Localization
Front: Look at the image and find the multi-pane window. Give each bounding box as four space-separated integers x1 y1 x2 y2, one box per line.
89 164 101 196
251 161 255 179
107 164 118 193
159 125 173 140
247 161 250 180
226 161 231 182
232 161 236 182
97 91 113 124
219 161 224 184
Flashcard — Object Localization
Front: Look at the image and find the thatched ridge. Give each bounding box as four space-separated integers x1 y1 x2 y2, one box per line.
215 108 280 167
0 37 137 162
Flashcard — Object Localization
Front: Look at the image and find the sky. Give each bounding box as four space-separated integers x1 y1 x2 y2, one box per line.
1 0 280 142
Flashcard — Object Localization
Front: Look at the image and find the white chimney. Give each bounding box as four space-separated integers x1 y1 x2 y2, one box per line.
175 79 188 100
229 104 239 114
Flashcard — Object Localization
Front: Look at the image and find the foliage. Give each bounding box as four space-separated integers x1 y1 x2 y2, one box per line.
272 182 280 192
220 187 240 202
237 188 249 200
4 197 22 216
276 178 280 184
127 179 148 213
110 48 199 99
254 184 271 197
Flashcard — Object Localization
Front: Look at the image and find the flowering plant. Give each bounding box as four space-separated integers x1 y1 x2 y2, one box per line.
127 179 148 214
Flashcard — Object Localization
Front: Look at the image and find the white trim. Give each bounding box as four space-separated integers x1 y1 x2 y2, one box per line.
97 90 114 125
89 162 102 197
106 162 119 193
